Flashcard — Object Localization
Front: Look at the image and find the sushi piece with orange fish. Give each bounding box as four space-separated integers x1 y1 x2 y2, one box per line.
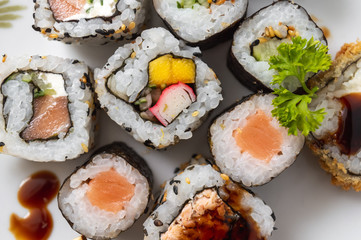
32 0 149 44
0 55 95 162
143 155 275 240
58 142 153 239
209 93 305 186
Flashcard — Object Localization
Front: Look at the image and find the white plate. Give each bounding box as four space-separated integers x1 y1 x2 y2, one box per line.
1 0 361 239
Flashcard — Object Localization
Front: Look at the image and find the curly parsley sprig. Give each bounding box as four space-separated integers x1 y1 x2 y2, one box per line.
269 36 332 136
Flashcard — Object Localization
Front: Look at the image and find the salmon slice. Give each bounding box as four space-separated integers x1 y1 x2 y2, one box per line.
21 95 71 141
86 169 135 213
48 0 86 21
233 110 283 162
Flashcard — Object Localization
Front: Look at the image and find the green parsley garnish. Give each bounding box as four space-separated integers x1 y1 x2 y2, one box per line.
177 1 183 8
269 36 332 136
100 0 103 6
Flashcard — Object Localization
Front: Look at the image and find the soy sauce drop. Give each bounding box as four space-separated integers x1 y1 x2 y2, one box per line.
336 93 361 155
9 171 59 240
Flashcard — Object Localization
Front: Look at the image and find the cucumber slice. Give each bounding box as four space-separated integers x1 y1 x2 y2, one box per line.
183 0 196 8
197 0 210 7
252 38 290 62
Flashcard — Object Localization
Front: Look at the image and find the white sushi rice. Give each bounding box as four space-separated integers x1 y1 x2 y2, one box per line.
0 55 95 162
95 27 222 148
58 153 150 239
33 0 148 44
310 58 361 174
153 0 247 43
232 1 326 90
143 161 275 239
209 94 305 186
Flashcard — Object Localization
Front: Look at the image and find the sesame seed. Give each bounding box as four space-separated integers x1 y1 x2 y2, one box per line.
154 219 163 227
49 34 58 39
131 52 136 59
173 185 178 195
192 111 199 117
128 22 136 31
220 173 230 181
121 24 126 31
81 143 88 153
185 177 190 184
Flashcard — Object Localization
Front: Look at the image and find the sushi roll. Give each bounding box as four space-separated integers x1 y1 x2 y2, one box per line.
209 94 304 186
0 55 95 162
32 0 148 44
95 27 223 149
58 142 153 239
153 0 248 49
308 41 361 191
228 1 326 92
143 155 275 239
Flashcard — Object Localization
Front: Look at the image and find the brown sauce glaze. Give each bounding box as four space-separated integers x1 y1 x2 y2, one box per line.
219 183 264 240
9 171 59 240
321 26 331 39
336 93 361 155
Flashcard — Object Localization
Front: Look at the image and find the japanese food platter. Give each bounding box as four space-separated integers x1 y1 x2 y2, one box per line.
1 0 361 239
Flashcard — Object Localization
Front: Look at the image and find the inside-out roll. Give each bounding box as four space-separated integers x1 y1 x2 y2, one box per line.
58 142 153 239
228 1 326 92
32 0 149 44
95 27 223 149
143 155 275 240
153 0 248 49
0 55 95 162
209 94 304 186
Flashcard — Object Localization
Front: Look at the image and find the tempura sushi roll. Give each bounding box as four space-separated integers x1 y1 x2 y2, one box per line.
209 94 304 186
308 41 361 191
153 0 247 49
143 155 275 239
229 1 326 92
58 142 153 239
32 0 148 44
95 27 222 149
0 55 95 162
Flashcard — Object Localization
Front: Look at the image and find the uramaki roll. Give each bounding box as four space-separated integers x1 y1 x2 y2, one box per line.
33 0 149 44
95 27 223 149
0 55 95 162
209 94 304 186
228 1 326 92
143 155 275 240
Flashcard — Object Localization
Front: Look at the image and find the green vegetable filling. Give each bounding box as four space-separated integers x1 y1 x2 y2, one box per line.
177 0 210 8
269 36 332 136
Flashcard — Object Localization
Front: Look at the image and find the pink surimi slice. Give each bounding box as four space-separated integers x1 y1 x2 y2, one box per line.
149 82 196 126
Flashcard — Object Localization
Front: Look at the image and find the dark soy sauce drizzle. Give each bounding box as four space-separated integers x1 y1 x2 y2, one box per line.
9 171 60 240
220 183 264 240
336 93 361 155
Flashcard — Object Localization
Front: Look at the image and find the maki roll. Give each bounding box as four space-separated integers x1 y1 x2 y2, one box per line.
32 0 148 44
143 155 275 239
153 0 248 49
308 41 361 191
209 94 304 186
0 55 95 162
229 1 326 92
58 142 153 239
95 27 222 149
